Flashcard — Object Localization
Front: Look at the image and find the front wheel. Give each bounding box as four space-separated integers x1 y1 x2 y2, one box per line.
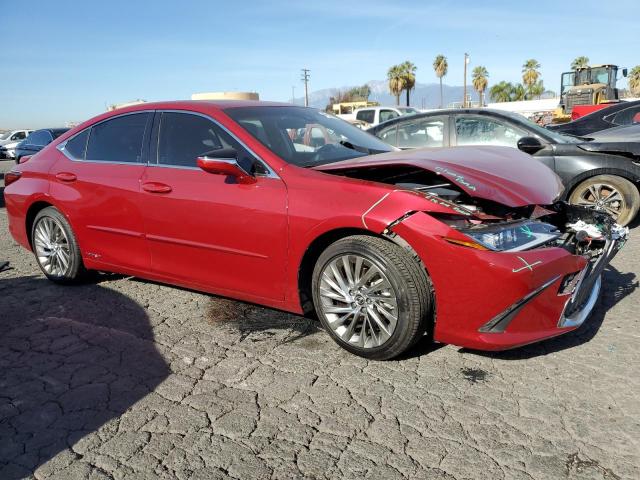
31 206 89 283
312 235 432 360
568 175 640 226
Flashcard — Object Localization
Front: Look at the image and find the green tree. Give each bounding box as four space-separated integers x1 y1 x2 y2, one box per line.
400 61 417 106
629 66 640 96
489 81 513 102
571 56 589 70
522 59 541 93
433 55 448 108
472 66 489 106
347 84 371 101
528 80 545 99
511 83 527 101
387 65 404 105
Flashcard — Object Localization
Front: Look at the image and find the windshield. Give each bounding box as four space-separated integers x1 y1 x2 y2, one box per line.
225 106 393 167
0 132 12 140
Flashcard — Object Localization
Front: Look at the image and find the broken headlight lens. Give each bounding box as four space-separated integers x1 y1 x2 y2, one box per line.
461 221 560 252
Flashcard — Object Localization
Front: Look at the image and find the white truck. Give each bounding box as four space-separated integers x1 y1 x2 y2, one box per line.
339 106 420 128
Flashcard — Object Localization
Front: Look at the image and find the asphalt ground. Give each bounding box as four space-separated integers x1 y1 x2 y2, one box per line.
1 158 638 479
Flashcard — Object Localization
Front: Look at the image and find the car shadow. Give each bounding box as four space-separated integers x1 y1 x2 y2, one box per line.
458 263 638 360
0 275 170 479
128 276 323 344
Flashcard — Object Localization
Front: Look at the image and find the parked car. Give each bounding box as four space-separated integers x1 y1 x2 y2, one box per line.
0 129 32 158
0 129 32 146
4 101 627 359
368 108 640 225
0 141 21 159
546 100 640 137
14 128 69 163
586 123 640 143
341 106 419 127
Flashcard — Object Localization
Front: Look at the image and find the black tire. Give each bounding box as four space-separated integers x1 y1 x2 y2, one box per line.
568 175 640 226
31 206 89 283
311 235 432 360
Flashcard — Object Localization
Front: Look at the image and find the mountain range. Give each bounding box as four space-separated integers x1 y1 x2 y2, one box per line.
293 80 480 109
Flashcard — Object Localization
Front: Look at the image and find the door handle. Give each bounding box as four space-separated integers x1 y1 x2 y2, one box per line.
142 181 172 194
55 172 77 182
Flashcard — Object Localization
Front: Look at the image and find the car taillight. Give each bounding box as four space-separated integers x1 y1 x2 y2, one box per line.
4 171 21 186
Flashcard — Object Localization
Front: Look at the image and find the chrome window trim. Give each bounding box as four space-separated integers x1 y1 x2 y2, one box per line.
157 109 279 178
56 109 280 179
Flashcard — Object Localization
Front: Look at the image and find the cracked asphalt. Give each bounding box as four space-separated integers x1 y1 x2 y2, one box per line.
1 159 639 479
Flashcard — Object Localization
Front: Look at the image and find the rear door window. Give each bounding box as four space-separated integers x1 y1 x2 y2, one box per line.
86 113 151 163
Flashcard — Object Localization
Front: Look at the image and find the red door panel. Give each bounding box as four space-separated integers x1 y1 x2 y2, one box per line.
49 153 150 271
139 166 288 301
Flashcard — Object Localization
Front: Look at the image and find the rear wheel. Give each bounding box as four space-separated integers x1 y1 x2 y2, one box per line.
312 235 432 360
568 175 640 226
31 206 88 283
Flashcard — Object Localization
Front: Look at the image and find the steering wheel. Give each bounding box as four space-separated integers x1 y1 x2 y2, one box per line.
311 143 342 163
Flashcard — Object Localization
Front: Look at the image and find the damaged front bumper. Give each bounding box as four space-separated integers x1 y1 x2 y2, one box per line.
390 206 629 351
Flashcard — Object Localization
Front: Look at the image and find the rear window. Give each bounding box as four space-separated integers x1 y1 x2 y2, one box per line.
356 110 375 124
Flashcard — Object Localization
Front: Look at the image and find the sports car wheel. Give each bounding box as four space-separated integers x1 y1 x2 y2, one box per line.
32 206 88 283
569 175 640 226
312 235 432 360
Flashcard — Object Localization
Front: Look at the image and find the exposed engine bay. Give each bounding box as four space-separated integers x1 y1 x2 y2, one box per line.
331 163 629 318
332 164 629 256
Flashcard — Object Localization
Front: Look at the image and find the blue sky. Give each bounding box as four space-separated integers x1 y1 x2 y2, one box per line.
1 0 638 128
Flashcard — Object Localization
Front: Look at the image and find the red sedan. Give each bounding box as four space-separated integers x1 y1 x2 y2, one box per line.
4 101 628 359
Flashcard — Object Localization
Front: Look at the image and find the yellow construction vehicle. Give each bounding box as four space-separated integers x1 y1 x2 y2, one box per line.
553 64 627 123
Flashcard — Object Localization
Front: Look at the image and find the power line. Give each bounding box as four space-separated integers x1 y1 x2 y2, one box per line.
301 68 310 107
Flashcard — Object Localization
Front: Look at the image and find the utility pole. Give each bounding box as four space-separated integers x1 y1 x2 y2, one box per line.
463 53 469 108
301 68 310 107
291 86 295 105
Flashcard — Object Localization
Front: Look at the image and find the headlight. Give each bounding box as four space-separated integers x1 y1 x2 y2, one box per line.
461 221 560 252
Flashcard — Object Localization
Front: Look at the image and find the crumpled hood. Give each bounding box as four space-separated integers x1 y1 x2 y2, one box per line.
314 146 564 207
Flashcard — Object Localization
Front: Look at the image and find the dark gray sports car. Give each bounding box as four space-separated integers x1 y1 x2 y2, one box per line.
367 108 640 225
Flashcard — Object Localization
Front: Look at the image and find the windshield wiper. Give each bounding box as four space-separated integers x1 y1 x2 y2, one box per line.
339 140 372 154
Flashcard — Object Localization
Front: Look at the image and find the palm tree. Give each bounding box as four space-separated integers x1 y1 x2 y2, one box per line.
571 56 589 70
387 65 404 105
472 66 489 106
529 80 545 99
522 59 541 95
489 81 513 102
629 65 640 96
433 55 448 108
400 61 417 106
511 83 527 101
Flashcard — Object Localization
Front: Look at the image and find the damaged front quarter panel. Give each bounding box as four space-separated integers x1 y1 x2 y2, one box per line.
383 202 628 351
360 189 478 233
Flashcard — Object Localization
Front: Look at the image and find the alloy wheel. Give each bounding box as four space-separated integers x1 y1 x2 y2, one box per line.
318 254 398 348
574 183 624 218
33 216 72 276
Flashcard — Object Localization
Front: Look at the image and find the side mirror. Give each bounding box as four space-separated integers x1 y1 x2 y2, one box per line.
622 68 628 77
196 148 256 184
517 136 544 155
